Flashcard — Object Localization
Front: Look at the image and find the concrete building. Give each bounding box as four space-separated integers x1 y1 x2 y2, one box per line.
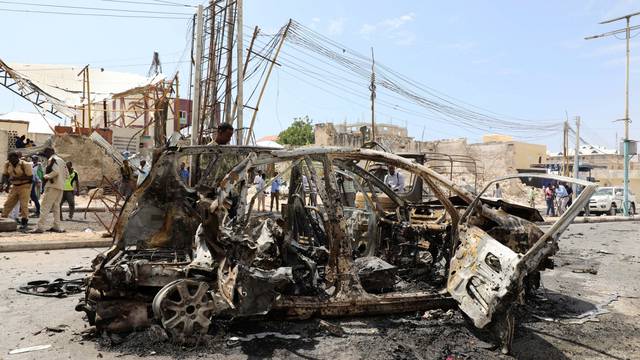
314 122 431 152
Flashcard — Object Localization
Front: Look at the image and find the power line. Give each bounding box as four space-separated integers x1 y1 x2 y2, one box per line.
99 0 194 7
0 7 190 18
0 0 191 14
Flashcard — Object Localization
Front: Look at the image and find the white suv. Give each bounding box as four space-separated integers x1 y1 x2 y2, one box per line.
588 186 636 215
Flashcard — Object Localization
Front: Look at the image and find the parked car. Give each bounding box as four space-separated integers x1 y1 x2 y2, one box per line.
588 186 636 215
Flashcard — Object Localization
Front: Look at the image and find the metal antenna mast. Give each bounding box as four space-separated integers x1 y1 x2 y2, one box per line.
370 47 376 142
586 11 640 216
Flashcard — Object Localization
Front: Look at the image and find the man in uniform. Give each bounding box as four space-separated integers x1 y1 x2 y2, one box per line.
33 147 68 233
60 161 79 221
1 152 33 229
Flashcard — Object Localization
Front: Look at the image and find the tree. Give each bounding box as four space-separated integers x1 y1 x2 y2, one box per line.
277 116 314 146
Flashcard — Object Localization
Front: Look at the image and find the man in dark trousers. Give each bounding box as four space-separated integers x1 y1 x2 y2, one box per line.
60 161 79 221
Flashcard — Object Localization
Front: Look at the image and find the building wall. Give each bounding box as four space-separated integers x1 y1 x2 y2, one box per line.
0 130 8 165
0 120 29 135
512 142 547 169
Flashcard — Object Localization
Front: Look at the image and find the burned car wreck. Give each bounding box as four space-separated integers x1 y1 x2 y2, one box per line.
77 145 596 353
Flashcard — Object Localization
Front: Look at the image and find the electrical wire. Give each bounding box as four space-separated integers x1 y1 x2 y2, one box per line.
100 0 194 7
0 1 192 15
0 7 190 18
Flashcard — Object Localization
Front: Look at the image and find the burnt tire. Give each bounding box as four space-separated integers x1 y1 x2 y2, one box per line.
152 279 215 344
0 217 17 232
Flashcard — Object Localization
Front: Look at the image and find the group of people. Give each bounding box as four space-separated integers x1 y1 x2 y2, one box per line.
1 147 78 232
14 135 37 149
119 158 150 197
544 182 573 217
253 170 284 212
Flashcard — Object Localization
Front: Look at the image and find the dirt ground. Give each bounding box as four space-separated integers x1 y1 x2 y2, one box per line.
0 194 114 240
0 221 638 359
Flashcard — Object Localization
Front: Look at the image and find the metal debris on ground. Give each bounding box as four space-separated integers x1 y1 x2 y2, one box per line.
318 319 345 337
8 344 52 355
17 278 85 298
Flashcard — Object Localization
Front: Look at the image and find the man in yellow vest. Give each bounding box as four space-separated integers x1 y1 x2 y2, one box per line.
1 151 33 229
60 161 79 221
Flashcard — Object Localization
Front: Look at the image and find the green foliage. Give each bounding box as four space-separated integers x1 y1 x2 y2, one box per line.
277 116 315 146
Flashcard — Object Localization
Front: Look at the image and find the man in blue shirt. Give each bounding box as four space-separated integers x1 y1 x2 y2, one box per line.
270 171 282 212
179 162 189 185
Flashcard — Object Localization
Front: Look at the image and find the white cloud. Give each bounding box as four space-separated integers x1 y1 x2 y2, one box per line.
327 17 346 35
446 41 477 52
360 23 376 35
358 12 416 46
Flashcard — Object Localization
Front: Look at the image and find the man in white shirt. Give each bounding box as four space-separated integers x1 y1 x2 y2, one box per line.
136 159 150 187
33 147 68 233
384 165 405 192
254 170 266 211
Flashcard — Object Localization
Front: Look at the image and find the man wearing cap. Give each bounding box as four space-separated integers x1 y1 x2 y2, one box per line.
1 152 33 229
33 147 68 233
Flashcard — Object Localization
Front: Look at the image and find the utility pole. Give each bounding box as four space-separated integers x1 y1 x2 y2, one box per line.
586 11 640 216
78 65 92 129
562 120 569 176
370 47 376 142
191 5 204 146
573 116 581 197
245 20 292 144
236 0 244 145
223 0 235 126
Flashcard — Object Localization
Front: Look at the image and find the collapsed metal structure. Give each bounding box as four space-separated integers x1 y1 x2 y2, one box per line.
77 145 595 353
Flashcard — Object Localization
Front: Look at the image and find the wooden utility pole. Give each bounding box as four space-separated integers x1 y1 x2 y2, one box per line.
77 65 92 129
223 0 235 126
191 5 204 146
232 26 259 121
370 47 376 142
235 0 244 145
562 120 569 176
572 116 581 197
245 20 292 144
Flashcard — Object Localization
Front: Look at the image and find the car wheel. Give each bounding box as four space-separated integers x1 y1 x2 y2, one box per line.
609 205 617 216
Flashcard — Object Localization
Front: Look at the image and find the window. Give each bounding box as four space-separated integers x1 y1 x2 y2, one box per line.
179 111 188 125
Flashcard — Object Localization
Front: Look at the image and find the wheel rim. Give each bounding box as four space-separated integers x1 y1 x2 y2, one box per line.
152 279 215 342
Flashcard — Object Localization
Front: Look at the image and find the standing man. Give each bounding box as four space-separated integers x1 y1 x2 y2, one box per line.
60 161 79 221
120 159 135 197
270 171 282 212
555 183 569 216
30 156 43 218
254 170 266 211
179 162 190 184
339 173 357 207
1 152 33 229
384 165 405 192
34 147 68 233
136 159 150 187
494 183 503 198
545 185 555 217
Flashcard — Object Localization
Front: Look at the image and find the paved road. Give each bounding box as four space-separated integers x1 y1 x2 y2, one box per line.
1 221 639 359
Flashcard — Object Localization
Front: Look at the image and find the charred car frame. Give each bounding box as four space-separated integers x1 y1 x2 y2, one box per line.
77 145 596 353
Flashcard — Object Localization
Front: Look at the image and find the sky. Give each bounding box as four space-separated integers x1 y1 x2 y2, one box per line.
1 0 640 152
